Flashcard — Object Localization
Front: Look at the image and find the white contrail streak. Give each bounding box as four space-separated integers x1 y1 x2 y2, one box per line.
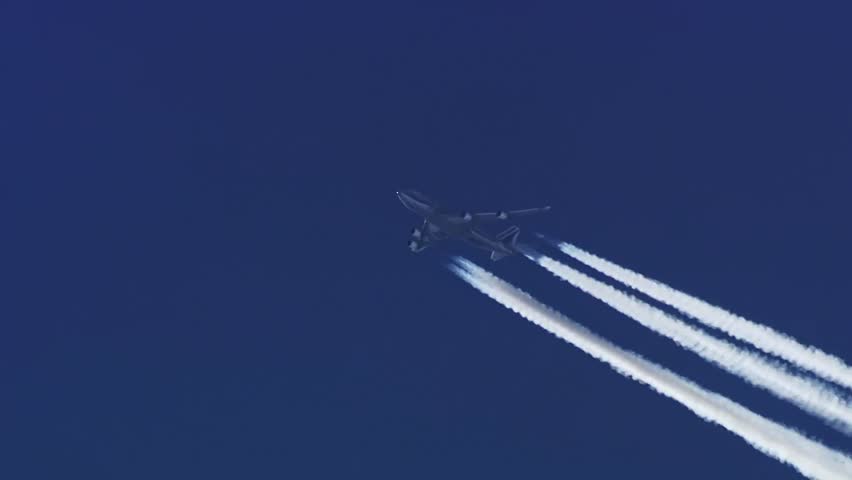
526 252 852 433
449 258 852 479
556 242 852 391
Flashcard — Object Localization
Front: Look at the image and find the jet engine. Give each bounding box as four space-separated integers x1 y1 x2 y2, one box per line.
460 212 473 221
408 239 419 251
496 211 508 220
410 227 422 239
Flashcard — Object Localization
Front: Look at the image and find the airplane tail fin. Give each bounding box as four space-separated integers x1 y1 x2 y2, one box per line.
491 226 521 260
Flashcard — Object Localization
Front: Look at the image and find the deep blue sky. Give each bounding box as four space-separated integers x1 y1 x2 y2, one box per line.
4 1 852 478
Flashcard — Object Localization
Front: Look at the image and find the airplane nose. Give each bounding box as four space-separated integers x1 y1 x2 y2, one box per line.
397 190 412 208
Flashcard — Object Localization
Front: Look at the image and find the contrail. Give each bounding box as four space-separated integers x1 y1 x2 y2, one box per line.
449 258 852 480
556 242 852 391
525 251 852 433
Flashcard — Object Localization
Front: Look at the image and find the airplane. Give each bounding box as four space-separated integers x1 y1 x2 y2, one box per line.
397 189 551 260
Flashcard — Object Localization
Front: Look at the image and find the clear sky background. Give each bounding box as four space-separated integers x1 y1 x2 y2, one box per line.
4 1 852 478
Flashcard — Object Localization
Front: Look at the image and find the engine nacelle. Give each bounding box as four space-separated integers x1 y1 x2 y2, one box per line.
496 211 508 220
408 239 419 251
410 227 422 239
460 211 473 221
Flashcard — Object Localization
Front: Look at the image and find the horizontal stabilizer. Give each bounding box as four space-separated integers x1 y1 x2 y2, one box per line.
496 225 520 243
491 226 521 261
490 250 511 261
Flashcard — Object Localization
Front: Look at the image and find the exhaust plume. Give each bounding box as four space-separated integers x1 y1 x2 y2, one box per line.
449 258 852 479
527 253 852 433
557 242 852 391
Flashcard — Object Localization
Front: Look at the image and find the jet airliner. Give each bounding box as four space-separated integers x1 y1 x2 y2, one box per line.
397 189 550 260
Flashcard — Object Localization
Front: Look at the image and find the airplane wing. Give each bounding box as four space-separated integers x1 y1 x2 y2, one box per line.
473 206 551 222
